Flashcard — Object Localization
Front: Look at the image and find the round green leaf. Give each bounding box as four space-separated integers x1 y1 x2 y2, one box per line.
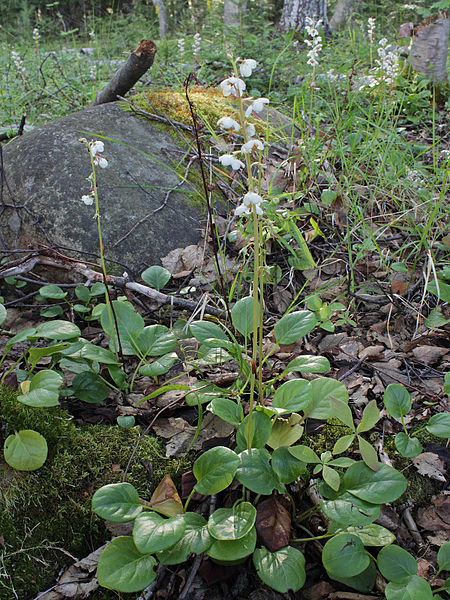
79 342 120 365
72 371 109 404
141 265 171 291
97 536 156 593
117 416 135 429
274 310 317 345
321 495 380 528
231 296 257 337
437 541 450 571
40 305 65 318
92 483 142 522
39 284 67 299
395 432 423 458
272 446 307 484
383 384 411 418
343 462 407 504
193 446 240 495
206 527 256 562
75 285 91 302
346 524 396 547
0 303 6 326
329 559 377 593
157 513 211 565
235 411 272 452
17 388 60 407
385 575 432 600
208 502 256 540
307 378 349 420
133 513 185 553
426 413 450 438
272 379 312 414
253 546 306 593
35 320 81 340
139 352 178 377
285 355 330 374
322 534 370 577
236 448 284 495
190 321 228 342
378 545 417 582
136 325 177 357
4 430 48 471
207 397 242 427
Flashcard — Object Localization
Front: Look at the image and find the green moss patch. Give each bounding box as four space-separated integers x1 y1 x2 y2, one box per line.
0 386 190 600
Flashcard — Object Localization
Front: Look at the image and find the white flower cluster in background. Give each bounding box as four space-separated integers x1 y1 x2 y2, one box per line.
177 38 185 57
361 37 401 89
216 58 267 218
367 17 376 45
192 33 201 58
11 50 27 79
32 27 40 42
304 17 323 68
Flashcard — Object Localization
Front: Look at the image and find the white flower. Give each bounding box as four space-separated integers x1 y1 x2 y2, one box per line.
241 139 264 154
32 27 40 42
245 123 255 138
239 58 257 77
219 154 245 170
220 76 246 97
217 116 241 131
245 97 269 117
95 156 108 168
81 194 94 205
235 191 264 216
192 33 201 57
89 140 104 156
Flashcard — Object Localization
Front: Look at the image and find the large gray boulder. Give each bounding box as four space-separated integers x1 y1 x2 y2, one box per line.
0 103 218 276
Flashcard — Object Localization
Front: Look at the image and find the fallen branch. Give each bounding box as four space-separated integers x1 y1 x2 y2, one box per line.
92 40 157 106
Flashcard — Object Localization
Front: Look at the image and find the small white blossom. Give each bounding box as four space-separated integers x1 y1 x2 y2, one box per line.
177 38 185 56
89 140 108 168
217 116 241 131
11 50 26 79
235 191 264 216
81 193 94 206
220 76 246 97
32 27 40 42
89 30 96 39
219 154 245 170
192 32 201 57
245 123 256 138
241 139 264 154
367 17 376 44
245 97 269 117
304 18 322 69
95 156 108 168
239 58 257 77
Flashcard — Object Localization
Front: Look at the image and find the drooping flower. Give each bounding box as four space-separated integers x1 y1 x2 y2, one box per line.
245 123 256 138
241 139 264 154
217 116 241 131
219 154 245 170
304 17 323 69
220 76 246 98
245 97 269 118
89 140 108 168
235 191 264 216
239 58 257 77
81 193 94 206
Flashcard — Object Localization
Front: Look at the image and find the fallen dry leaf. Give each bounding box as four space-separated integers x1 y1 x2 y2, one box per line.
416 493 450 533
411 345 449 365
149 474 184 516
255 496 291 552
411 452 447 482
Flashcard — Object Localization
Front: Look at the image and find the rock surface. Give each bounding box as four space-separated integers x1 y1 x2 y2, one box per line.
0 103 216 275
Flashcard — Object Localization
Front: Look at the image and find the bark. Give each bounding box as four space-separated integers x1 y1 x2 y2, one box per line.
152 0 168 39
224 0 246 28
279 0 325 33
92 40 157 106
329 0 361 31
409 14 449 83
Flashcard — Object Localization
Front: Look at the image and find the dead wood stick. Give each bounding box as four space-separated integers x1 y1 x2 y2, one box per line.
92 40 157 106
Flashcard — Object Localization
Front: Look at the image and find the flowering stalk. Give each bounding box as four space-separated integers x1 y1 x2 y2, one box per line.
217 57 268 449
80 139 123 361
367 17 375 67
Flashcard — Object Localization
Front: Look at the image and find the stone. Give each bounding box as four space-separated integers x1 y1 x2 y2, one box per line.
0 103 214 276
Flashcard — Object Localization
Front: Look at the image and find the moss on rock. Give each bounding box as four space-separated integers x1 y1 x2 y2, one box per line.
0 385 190 600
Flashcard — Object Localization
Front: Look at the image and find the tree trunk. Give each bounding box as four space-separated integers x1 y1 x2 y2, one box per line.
279 0 325 33
329 0 360 31
409 13 449 83
152 0 168 39
224 0 246 28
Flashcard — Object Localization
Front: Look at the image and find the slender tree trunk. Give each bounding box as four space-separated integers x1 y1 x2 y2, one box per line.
279 0 325 33
224 0 246 28
329 0 361 31
152 0 168 39
409 13 449 83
